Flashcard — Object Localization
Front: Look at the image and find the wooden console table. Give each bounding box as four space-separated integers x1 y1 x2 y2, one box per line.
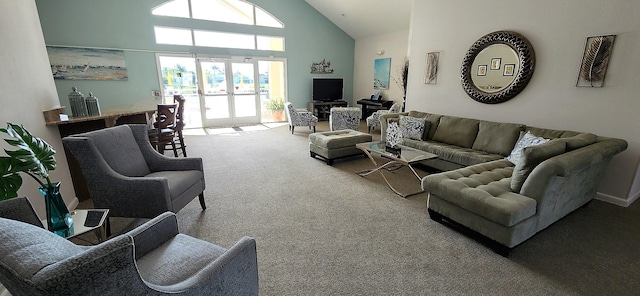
356 99 394 119
45 109 156 201
307 100 348 121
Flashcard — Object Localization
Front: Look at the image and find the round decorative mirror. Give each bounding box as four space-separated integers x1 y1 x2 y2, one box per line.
461 31 535 104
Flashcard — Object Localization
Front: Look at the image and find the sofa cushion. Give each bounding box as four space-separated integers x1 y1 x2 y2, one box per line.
422 160 537 227
511 139 566 192
506 131 550 165
472 121 525 156
404 139 505 166
407 111 441 140
399 115 429 140
0 218 84 279
432 116 479 148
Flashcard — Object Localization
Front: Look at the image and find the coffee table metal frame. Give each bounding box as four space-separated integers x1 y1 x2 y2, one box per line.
355 141 438 198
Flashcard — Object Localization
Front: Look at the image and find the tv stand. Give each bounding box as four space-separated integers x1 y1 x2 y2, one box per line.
308 100 348 121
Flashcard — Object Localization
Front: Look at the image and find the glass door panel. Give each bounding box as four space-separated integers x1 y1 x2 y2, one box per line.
230 62 259 125
259 60 286 123
157 55 203 128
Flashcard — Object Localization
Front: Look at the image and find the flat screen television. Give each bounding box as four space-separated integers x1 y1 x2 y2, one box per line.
312 78 343 102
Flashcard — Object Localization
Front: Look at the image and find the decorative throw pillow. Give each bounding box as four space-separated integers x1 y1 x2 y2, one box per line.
506 131 551 165
399 115 426 140
386 121 402 147
511 140 566 192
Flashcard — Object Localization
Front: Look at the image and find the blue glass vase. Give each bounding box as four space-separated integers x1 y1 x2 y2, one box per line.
39 182 73 231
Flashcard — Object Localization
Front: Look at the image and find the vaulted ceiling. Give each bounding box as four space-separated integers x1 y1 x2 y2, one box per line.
304 0 413 39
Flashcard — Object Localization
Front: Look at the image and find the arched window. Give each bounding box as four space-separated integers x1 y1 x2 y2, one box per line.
152 0 283 28
152 0 284 50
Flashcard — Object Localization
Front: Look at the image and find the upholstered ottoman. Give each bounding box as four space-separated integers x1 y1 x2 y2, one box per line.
330 107 361 131
309 130 372 165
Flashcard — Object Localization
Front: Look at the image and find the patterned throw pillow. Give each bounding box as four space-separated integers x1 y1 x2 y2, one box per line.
506 131 550 165
399 115 426 140
386 121 403 147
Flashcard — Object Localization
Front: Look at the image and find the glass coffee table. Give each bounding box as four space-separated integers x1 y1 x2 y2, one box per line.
355 141 438 198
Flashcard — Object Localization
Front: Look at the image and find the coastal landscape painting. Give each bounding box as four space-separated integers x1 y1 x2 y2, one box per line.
47 46 128 80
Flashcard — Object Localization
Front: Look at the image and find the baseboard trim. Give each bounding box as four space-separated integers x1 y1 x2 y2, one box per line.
596 191 638 207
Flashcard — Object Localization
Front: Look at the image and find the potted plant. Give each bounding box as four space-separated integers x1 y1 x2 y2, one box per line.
266 98 285 121
0 123 72 231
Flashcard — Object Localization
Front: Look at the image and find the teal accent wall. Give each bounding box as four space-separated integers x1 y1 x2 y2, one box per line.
35 0 354 114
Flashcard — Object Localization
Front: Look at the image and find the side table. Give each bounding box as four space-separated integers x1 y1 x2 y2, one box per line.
44 209 110 243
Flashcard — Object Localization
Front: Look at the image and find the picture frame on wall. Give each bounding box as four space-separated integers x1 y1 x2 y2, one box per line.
477 65 487 76
424 52 439 84
576 34 616 87
374 58 391 89
490 58 501 70
503 64 515 76
47 46 128 80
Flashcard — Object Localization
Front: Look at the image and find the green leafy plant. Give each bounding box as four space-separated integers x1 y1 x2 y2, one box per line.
266 98 285 112
0 123 57 200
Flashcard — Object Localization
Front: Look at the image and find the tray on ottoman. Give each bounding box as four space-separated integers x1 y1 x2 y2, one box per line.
309 130 372 165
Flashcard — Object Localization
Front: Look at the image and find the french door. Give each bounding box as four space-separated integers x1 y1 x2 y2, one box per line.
158 54 286 128
197 57 259 127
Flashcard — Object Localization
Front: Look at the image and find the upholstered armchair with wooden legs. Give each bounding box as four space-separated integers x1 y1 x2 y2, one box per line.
62 124 206 220
0 202 259 295
284 102 318 134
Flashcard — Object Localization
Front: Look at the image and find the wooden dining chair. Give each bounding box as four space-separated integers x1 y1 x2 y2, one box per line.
173 95 187 157
149 103 178 156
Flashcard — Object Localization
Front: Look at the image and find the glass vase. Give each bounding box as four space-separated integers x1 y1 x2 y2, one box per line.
39 182 73 231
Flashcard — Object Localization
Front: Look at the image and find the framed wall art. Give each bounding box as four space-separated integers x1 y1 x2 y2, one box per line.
490 58 501 70
477 65 487 76
424 52 439 84
374 58 391 89
576 35 616 87
503 64 515 76
47 46 128 80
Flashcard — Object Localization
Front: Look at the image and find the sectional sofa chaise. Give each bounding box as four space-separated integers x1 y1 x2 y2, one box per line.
379 111 627 255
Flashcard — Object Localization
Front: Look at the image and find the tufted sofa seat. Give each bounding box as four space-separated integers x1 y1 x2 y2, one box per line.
379 110 628 255
422 160 536 228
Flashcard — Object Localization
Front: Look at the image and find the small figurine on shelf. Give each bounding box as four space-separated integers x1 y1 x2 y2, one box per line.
68 87 88 117
86 92 101 116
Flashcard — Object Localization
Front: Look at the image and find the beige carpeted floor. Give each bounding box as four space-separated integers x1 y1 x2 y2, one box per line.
80 121 640 295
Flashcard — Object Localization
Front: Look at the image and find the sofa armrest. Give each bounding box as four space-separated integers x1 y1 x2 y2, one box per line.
520 138 628 217
379 112 409 142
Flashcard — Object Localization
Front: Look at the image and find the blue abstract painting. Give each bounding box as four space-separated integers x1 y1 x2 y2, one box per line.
373 58 391 89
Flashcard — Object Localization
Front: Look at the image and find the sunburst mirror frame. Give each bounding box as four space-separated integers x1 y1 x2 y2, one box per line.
461 31 536 104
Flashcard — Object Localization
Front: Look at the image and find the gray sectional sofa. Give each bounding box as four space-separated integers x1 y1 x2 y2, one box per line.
379 111 628 255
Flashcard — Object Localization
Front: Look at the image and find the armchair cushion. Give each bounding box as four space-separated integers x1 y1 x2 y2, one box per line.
147 170 205 199
136 234 226 286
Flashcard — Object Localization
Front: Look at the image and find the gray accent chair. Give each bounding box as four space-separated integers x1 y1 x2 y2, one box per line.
62 124 206 220
284 102 318 134
0 197 258 295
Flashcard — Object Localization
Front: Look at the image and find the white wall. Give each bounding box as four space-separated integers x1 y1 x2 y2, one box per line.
0 0 77 216
354 29 409 105
405 0 640 205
